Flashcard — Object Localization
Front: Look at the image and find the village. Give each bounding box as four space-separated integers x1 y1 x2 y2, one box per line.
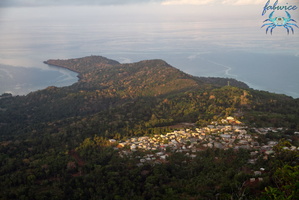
109 117 299 169
107 116 299 184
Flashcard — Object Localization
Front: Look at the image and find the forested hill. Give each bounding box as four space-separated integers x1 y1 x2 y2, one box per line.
1 56 299 199
0 55 298 139
44 55 120 74
44 55 248 95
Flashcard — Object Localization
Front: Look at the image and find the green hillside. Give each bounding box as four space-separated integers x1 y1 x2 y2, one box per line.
0 56 298 199
1 56 298 138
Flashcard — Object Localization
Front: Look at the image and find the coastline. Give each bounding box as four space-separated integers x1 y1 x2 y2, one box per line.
1 57 298 99
0 63 79 96
43 61 82 81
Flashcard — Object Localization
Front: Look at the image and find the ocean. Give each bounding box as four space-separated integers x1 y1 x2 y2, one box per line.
0 6 298 97
0 64 78 95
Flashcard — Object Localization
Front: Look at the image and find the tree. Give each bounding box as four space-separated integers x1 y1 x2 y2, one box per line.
263 165 299 200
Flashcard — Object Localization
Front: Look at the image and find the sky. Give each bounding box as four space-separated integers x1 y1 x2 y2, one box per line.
0 0 285 6
1 0 298 20
1 0 298 55
0 0 299 96
0 0 298 65
1 0 298 19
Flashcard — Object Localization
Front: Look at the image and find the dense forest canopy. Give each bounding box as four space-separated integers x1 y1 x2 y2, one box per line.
0 56 298 199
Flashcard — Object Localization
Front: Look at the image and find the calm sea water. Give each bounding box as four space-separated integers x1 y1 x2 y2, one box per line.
0 64 78 95
0 6 298 97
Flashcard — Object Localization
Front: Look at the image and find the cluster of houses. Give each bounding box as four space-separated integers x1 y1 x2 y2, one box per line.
109 117 299 167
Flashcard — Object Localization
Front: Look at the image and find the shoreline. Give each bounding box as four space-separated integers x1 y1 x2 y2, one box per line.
0 63 79 96
43 61 82 81
1 59 298 99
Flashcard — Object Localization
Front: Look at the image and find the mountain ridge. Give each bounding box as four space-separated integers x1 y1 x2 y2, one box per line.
44 55 249 94
1 55 298 139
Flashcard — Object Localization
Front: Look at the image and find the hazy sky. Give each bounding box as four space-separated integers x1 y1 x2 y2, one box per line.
1 0 298 21
0 0 299 97
1 0 298 61
0 0 289 6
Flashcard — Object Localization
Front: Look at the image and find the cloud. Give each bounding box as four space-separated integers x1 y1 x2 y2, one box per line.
0 0 164 7
161 0 292 6
2 0 299 7
161 0 299 6
162 0 215 5
222 0 267 5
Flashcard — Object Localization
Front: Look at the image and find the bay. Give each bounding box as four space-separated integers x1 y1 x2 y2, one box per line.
0 64 78 95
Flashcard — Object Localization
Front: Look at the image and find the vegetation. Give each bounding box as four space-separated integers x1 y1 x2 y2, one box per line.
0 56 299 199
